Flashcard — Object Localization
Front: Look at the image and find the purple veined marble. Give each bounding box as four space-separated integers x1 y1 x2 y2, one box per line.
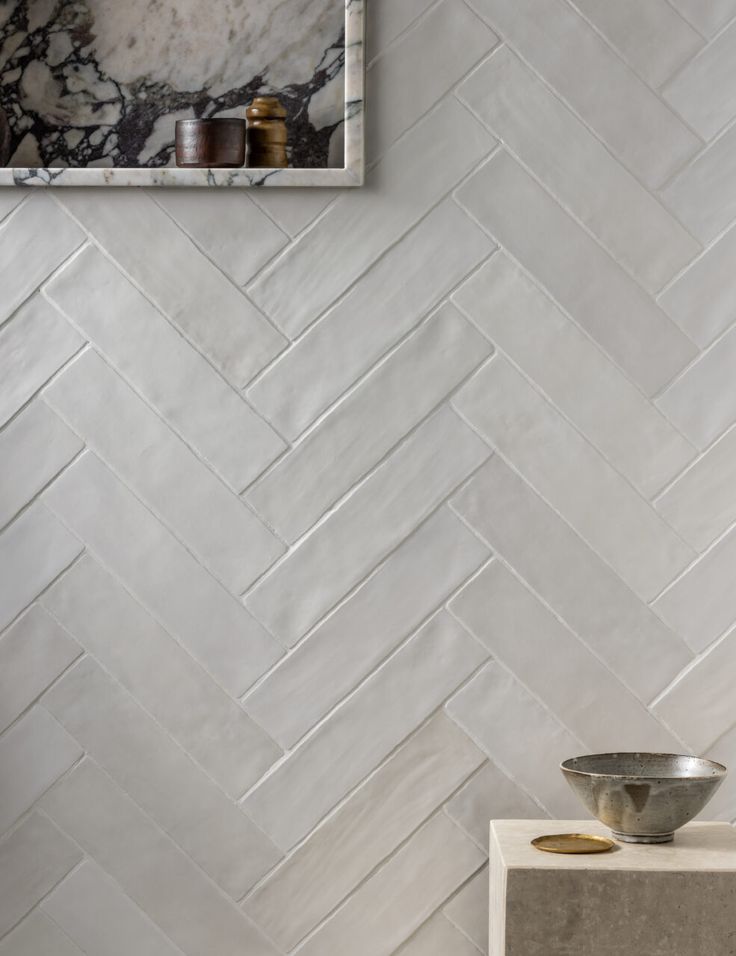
0 0 364 187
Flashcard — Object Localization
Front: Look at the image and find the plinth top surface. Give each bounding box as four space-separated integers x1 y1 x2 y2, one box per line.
492 819 736 871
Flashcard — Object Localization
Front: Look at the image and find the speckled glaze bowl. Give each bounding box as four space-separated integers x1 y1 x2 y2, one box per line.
561 753 727 844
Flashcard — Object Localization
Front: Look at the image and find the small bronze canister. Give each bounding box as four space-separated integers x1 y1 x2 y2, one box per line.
175 118 245 168
246 96 288 168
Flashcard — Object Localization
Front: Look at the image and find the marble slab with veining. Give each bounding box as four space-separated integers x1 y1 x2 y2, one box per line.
0 0 364 186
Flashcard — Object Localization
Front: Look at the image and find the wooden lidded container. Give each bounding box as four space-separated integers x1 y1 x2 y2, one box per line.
246 96 288 168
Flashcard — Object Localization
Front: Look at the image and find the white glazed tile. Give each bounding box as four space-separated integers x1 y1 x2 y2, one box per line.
243 612 488 850
0 708 82 835
657 325 736 449
0 196 83 326
42 555 278 799
659 223 736 348
0 296 83 427
0 911 84 956
43 861 185 956
453 356 695 600
0 401 82 529
0 193 23 226
366 0 437 60
443 866 488 954
244 713 483 950
664 21 736 141
654 627 736 752
446 662 583 817
43 657 281 898
661 123 736 244
247 305 491 542
656 427 736 551
248 189 337 238
571 0 702 88
248 99 495 337
245 407 490 644
40 761 279 956
247 198 494 440
0 813 82 937
45 245 285 491
654 527 736 653
466 0 700 188
706 725 736 820
245 507 487 747
153 189 288 287
0 605 81 734
446 762 543 850
296 813 485 956
43 452 282 695
451 457 692 702
56 190 286 387
45 350 283 592
453 254 695 497
397 914 483 956
459 49 700 293
450 562 680 751
0 503 81 632
366 0 497 163
668 0 736 36
456 152 697 395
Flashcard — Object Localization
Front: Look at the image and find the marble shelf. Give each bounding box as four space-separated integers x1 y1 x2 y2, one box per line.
0 0 364 187
490 819 736 956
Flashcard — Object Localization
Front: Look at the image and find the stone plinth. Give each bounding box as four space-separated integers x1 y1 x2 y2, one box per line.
490 819 736 956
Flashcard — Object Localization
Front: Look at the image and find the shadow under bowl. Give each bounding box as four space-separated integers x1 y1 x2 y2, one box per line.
561 752 727 844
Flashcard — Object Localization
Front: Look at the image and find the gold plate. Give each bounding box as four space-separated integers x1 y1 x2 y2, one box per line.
531 833 615 854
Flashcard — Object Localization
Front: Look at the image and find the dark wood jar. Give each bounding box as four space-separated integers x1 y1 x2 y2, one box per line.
175 118 245 168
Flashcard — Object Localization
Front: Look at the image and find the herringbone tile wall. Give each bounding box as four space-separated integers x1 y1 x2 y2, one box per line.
2 0 736 952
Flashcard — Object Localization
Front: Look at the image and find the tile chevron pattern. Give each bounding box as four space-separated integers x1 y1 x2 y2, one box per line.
2 0 736 952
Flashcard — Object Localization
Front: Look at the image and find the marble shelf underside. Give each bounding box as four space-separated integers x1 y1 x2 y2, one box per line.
0 0 364 187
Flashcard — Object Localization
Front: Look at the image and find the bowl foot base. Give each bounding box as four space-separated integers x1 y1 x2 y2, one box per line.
612 830 674 844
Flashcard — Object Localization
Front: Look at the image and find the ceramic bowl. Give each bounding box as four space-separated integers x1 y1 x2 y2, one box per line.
561 752 727 843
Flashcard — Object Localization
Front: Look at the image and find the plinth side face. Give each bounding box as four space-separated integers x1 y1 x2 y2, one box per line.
489 821 736 956
504 870 736 956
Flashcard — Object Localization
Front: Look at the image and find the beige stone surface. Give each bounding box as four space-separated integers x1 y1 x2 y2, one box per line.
491 820 736 955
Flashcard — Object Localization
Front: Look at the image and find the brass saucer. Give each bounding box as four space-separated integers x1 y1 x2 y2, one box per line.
531 833 615 854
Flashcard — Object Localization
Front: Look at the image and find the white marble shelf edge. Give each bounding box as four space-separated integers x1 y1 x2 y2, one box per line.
0 166 362 188
0 0 364 188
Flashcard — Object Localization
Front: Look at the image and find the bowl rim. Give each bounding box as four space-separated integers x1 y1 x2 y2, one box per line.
560 752 727 781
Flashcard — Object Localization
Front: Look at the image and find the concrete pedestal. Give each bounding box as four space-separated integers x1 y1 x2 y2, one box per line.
490 819 736 955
